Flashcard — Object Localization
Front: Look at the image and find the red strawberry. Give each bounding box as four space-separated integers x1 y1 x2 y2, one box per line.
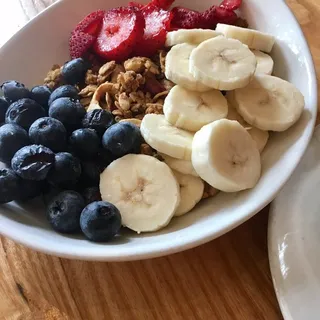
69 31 96 59
201 6 238 28
134 5 173 57
170 7 203 29
73 10 105 36
219 0 242 11
69 10 105 58
93 7 145 62
129 0 175 10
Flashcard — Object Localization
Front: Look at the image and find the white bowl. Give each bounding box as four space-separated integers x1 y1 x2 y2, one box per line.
0 0 317 261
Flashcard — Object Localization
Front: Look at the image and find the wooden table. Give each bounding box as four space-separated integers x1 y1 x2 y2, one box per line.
0 1 319 319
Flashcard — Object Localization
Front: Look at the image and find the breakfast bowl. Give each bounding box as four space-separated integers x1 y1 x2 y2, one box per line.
0 0 317 261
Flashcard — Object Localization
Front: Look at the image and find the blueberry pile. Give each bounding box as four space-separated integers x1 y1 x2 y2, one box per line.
0 58 143 242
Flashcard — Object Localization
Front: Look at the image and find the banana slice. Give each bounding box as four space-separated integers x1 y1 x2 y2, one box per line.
189 36 256 90
252 50 274 75
163 85 228 132
216 24 275 53
226 93 269 152
192 119 261 192
100 154 180 233
165 29 221 46
159 153 199 177
246 127 269 153
172 170 204 217
233 74 305 132
165 43 211 92
140 114 194 160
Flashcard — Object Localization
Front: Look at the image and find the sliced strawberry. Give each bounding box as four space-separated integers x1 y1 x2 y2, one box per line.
201 5 238 28
219 0 242 11
150 0 175 10
93 7 145 62
69 31 96 59
170 7 203 29
134 5 173 57
73 10 105 36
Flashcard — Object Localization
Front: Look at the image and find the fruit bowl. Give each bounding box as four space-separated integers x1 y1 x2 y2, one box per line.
0 0 317 261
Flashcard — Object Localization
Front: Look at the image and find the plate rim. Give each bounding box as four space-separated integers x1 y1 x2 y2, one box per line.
268 126 320 320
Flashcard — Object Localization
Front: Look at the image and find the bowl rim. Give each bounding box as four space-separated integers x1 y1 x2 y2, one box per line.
0 0 318 261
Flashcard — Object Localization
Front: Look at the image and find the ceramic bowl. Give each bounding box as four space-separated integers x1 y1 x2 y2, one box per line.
0 0 317 261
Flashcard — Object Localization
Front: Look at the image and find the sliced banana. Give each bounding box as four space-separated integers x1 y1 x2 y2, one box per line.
233 74 305 132
100 154 180 233
216 24 275 53
163 85 228 132
189 36 256 90
165 43 211 92
172 170 204 217
192 119 261 192
165 29 221 47
252 50 274 75
159 153 199 177
226 93 269 152
140 114 194 160
246 127 269 153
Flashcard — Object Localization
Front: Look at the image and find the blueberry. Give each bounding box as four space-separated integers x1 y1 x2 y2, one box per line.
11 145 55 181
15 180 45 202
47 152 81 189
69 128 100 158
102 122 143 157
0 97 9 124
49 97 85 132
80 161 101 187
80 201 121 242
82 109 114 136
29 117 67 152
96 148 116 172
1 81 30 103
0 168 19 204
0 124 29 164
5 98 46 130
46 190 85 233
62 58 89 85
82 187 102 205
31 85 52 110
48 85 79 106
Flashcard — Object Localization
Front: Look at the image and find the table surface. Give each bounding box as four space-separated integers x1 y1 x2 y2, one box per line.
0 1 319 319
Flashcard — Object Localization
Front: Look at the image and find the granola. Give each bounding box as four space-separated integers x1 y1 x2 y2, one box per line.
97 61 117 84
44 64 62 89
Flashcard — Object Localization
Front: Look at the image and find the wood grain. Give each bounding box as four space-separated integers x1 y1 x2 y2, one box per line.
0 0 319 319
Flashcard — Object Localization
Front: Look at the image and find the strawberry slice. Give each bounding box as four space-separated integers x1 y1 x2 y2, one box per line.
69 10 105 58
201 6 238 28
73 10 105 36
129 0 175 10
69 32 96 59
170 7 203 29
134 4 172 57
219 0 242 11
94 7 145 62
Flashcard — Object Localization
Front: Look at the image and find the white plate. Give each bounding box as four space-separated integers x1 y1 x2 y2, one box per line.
0 0 317 261
269 125 320 320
